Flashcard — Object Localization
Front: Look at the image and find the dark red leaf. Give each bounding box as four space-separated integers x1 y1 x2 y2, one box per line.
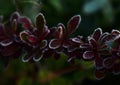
40 40 47 49
88 37 97 49
95 56 104 70
12 19 17 33
1 44 17 56
72 36 83 44
53 23 65 39
103 57 113 69
92 28 102 41
49 39 61 49
10 12 20 22
22 51 32 62
95 70 105 80
80 43 91 49
41 26 50 39
33 51 43 62
67 45 77 52
43 49 54 58
28 35 38 44
20 31 29 43
35 13 45 34
19 16 32 29
67 15 81 35
111 29 120 36
83 51 94 60
101 34 112 43
99 32 109 41
63 39 73 48
0 39 13 46
114 35 120 45
99 48 110 56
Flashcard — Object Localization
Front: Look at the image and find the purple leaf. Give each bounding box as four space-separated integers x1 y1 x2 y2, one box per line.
67 15 81 35
10 12 20 22
111 29 120 36
11 19 17 33
95 56 104 70
28 35 38 45
67 45 77 52
19 31 29 43
33 51 44 62
49 39 61 49
72 36 83 44
103 57 113 69
19 16 32 29
114 35 120 44
53 23 65 39
68 57 75 62
99 32 112 43
88 37 97 49
40 40 47 49
43 49 54 58
99 49 110 55
22 52 32 62
63 39 73 48
41 26 50 39
0 39 13 46
35 13 45 34
92 28 102 41
101 34 112 43
1 44 17 56
83 51 94 60
80 44 91 49
95 70 105 80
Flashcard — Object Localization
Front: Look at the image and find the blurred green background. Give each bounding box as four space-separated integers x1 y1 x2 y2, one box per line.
0 0 120 85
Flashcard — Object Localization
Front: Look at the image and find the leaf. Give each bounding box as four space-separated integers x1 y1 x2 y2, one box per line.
95 56 104 70
35 13 46 34
10 12 20 22
19 31 29 43
67 15 81 35
40 40 47 49
95 69 105 80
41 26 50 39
0 39 13 47
19 16 32 29
1 44 17 56
92 28 102 41
32 51 43 62
27 35 38 45
12 19 17 33
83 51 94 60
88 37 97 49
22 51 32 62
49 39 61 49
103 57 113 69
111 29 120 36
53 23 65 39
